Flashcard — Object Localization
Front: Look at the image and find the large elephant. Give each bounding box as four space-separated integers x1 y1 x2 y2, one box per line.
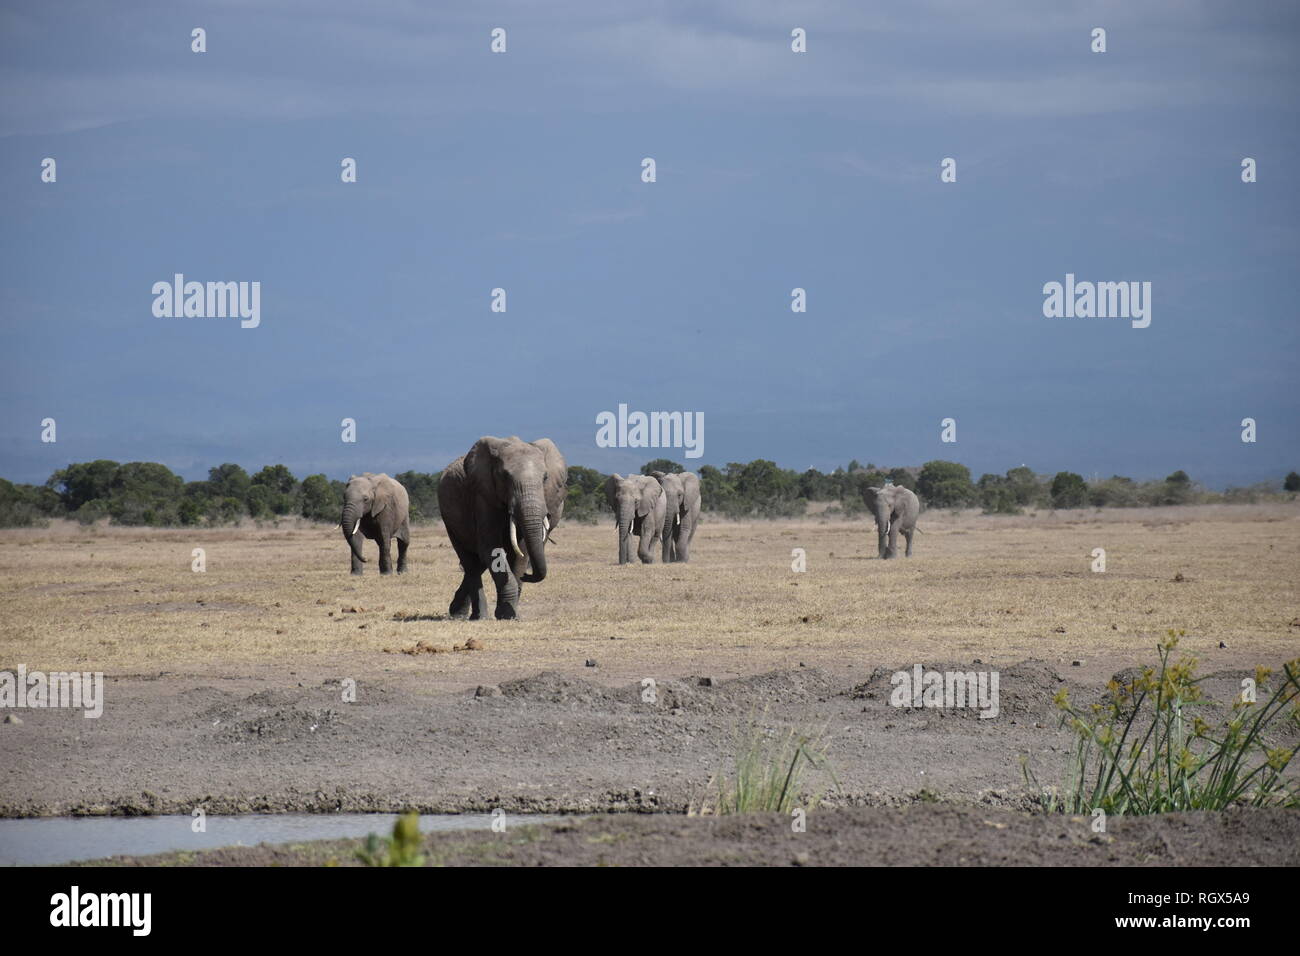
438 436 567 620
651 470 701 562
341 473 411 575
863 483 920 559
603 474 666 564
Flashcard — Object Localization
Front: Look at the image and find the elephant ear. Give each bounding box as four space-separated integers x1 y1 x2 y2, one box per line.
370 476 389 517
531 438 568 525
466 436 507 501
604 474 623 510
637 478 662 518
679 471 700 500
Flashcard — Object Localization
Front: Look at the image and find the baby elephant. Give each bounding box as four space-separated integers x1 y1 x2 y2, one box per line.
650 470 701 562
863 484 920 559
604 474 666 564
341 473 411 574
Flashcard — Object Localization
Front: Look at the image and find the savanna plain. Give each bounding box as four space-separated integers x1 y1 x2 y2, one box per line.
2 503 1297 865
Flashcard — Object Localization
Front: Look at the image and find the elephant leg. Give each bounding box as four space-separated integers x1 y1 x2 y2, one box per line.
350 537 365 575
377 534 393 574
637 531 655 564
876 526 888 559
885 521 899 559
904 528 914 557
396 526 409 573
450 572 475 618
448 539 482 619
489 567 520 619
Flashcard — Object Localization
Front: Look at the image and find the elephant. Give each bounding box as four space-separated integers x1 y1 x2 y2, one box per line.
650 470 701 562
341 473 411 575
863 483 920 559
603 474 666 564
438 436 567 620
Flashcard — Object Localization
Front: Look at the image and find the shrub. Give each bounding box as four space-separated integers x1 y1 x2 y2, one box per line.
1024 632 1299 814
356 812 425 867
0 479 51 527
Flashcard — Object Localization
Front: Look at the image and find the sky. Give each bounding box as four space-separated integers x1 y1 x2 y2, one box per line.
1 0 1297 489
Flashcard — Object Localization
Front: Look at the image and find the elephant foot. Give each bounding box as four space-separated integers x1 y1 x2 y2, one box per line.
494 604 518 620
351 568 364 576
396 564 408 574
380 568 393 576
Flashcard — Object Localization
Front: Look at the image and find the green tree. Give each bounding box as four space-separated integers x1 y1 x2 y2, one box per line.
641 458 683 475
977 474 1021 515
208 463 251 501
394 470 441 523
48 459 120 512
300 474 340 522
108 461 184 525
246 484 272 518
251 464 299 516
1004 466 1042 506
917 460 974 508
1050 472 1089 509
1285 471 1300 493
0 480 52 527
887 468 917 492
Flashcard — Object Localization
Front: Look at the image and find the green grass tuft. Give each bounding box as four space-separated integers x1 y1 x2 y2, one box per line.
1024 631 1300 815
691 714 838 815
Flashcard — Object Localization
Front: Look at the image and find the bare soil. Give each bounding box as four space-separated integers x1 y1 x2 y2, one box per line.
2 506 1297 864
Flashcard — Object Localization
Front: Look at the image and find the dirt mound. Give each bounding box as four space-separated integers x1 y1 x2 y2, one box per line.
498 672 621 707
718 668 840 704
850 659 1066 722
213 707 346 744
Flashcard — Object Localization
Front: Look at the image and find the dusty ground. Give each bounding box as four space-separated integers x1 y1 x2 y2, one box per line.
78 805 1300 867
1 504 1297 864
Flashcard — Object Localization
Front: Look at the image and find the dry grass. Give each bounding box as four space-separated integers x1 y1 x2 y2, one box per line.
1 503 1297 688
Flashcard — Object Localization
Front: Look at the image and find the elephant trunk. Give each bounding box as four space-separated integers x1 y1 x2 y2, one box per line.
517 490 548 583
615 501 634 564
342 501 367 562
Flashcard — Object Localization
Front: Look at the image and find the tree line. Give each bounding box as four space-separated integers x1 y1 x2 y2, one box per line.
0 457 1295 528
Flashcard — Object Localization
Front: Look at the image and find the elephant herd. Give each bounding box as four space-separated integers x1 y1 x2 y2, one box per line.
340 434 920 620
602 471 701 565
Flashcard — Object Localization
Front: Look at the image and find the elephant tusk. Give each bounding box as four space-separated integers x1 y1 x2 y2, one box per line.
508 516 526 558
543 516 550 534
351 519 361 536
675 512 681 526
